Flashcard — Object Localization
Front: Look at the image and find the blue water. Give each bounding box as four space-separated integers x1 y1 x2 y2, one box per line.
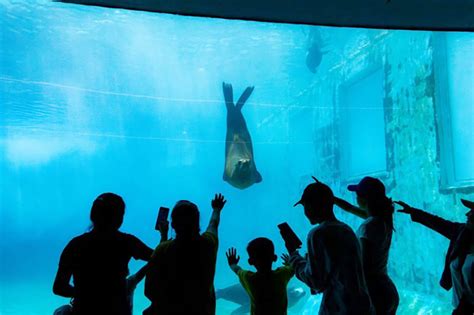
1 0 473 314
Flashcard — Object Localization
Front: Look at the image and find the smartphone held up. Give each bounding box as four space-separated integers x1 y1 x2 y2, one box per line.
155 207 170 231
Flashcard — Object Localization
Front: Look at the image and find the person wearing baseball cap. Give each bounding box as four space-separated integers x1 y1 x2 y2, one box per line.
288 178 374 315
334 176 399 315
397 198 474 314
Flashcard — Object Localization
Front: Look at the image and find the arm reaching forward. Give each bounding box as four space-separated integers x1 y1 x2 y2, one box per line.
334 196 368 219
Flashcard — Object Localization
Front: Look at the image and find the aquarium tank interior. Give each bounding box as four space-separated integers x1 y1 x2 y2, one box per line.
0 0 473 314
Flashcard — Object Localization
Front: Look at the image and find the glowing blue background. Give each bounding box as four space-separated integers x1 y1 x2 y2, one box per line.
0 1 473 314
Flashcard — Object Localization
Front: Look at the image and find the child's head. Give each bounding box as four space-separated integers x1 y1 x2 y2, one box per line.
247 237 277 271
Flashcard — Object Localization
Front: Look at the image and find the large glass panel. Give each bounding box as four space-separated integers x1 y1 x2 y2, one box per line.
446 33 474 183
341 67 386 180
1 1 473 314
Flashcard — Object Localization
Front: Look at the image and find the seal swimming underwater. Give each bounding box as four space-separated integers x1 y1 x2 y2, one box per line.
222 82 262 189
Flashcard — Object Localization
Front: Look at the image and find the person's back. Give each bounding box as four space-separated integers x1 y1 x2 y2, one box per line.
311 220 372 314
145 194 226 315
290 181 373 315
62 231 146 314
358 216 392 276
238 267 293 315
53 193 152 315
147 233 218 314
226 238 294 315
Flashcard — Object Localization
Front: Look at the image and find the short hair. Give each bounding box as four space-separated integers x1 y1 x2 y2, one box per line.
171 200 200 234
247 237 275 261
90 192 125 230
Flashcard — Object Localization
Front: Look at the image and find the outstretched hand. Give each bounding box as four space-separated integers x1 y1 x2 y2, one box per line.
212 193 227 211
281 253 290 266
226 247 240 266
395 201 414 214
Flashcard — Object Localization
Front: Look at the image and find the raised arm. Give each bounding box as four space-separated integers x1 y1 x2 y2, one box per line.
396 201 462 240
226 247 242 274
157 220 170 243
206 193 226 237
334 196 368 219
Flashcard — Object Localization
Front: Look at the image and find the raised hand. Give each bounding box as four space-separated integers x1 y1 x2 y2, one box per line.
226 247 240 266
395 201 414 214
157 220 169 234
281 253 290 266
212 193 227 211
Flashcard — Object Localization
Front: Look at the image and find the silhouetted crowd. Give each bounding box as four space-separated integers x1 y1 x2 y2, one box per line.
53 178 474 315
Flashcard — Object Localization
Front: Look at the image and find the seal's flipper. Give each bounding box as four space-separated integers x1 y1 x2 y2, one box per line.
223 82 234 110
236 86 254 110
255 171 262 183
231 306 250 315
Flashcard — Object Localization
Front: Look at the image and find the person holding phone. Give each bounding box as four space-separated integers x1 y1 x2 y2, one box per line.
53 193 153 315
288 180 374 315
128 215 170 315
145 193 226 315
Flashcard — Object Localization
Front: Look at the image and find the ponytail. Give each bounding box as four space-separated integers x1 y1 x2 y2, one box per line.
367 195 395 231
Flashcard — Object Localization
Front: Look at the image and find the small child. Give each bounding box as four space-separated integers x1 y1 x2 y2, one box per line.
226 238 294 315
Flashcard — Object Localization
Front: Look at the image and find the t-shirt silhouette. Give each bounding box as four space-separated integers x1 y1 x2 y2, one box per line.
237 266 294 315
145 232 218 315
58 230 152 315
357 216 392 276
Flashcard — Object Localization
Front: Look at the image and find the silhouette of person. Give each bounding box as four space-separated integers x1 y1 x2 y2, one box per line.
144 193 226 315
53 192 153 315
334 176 399 314
397 199 474 315
289 180 374 315
225 238 294 315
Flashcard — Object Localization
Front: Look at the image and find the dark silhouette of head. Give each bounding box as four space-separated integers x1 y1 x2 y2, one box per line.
348 177 394 229
90 192 125 232
247 237 277 272
294 181 335 224
171 200 200 239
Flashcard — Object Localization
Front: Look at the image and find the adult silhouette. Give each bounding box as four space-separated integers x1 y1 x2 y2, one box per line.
53 193 153 315
145 194 226 315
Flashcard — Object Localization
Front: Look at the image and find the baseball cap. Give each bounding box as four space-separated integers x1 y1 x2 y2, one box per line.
347 176 385 198
294 181 334 207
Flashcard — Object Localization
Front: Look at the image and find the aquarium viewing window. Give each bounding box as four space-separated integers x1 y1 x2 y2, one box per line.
434 33 474 190
339 67 387 181
1 0 474 315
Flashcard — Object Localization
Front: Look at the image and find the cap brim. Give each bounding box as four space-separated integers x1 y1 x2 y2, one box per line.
461 199 474 210
347 184 358 192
